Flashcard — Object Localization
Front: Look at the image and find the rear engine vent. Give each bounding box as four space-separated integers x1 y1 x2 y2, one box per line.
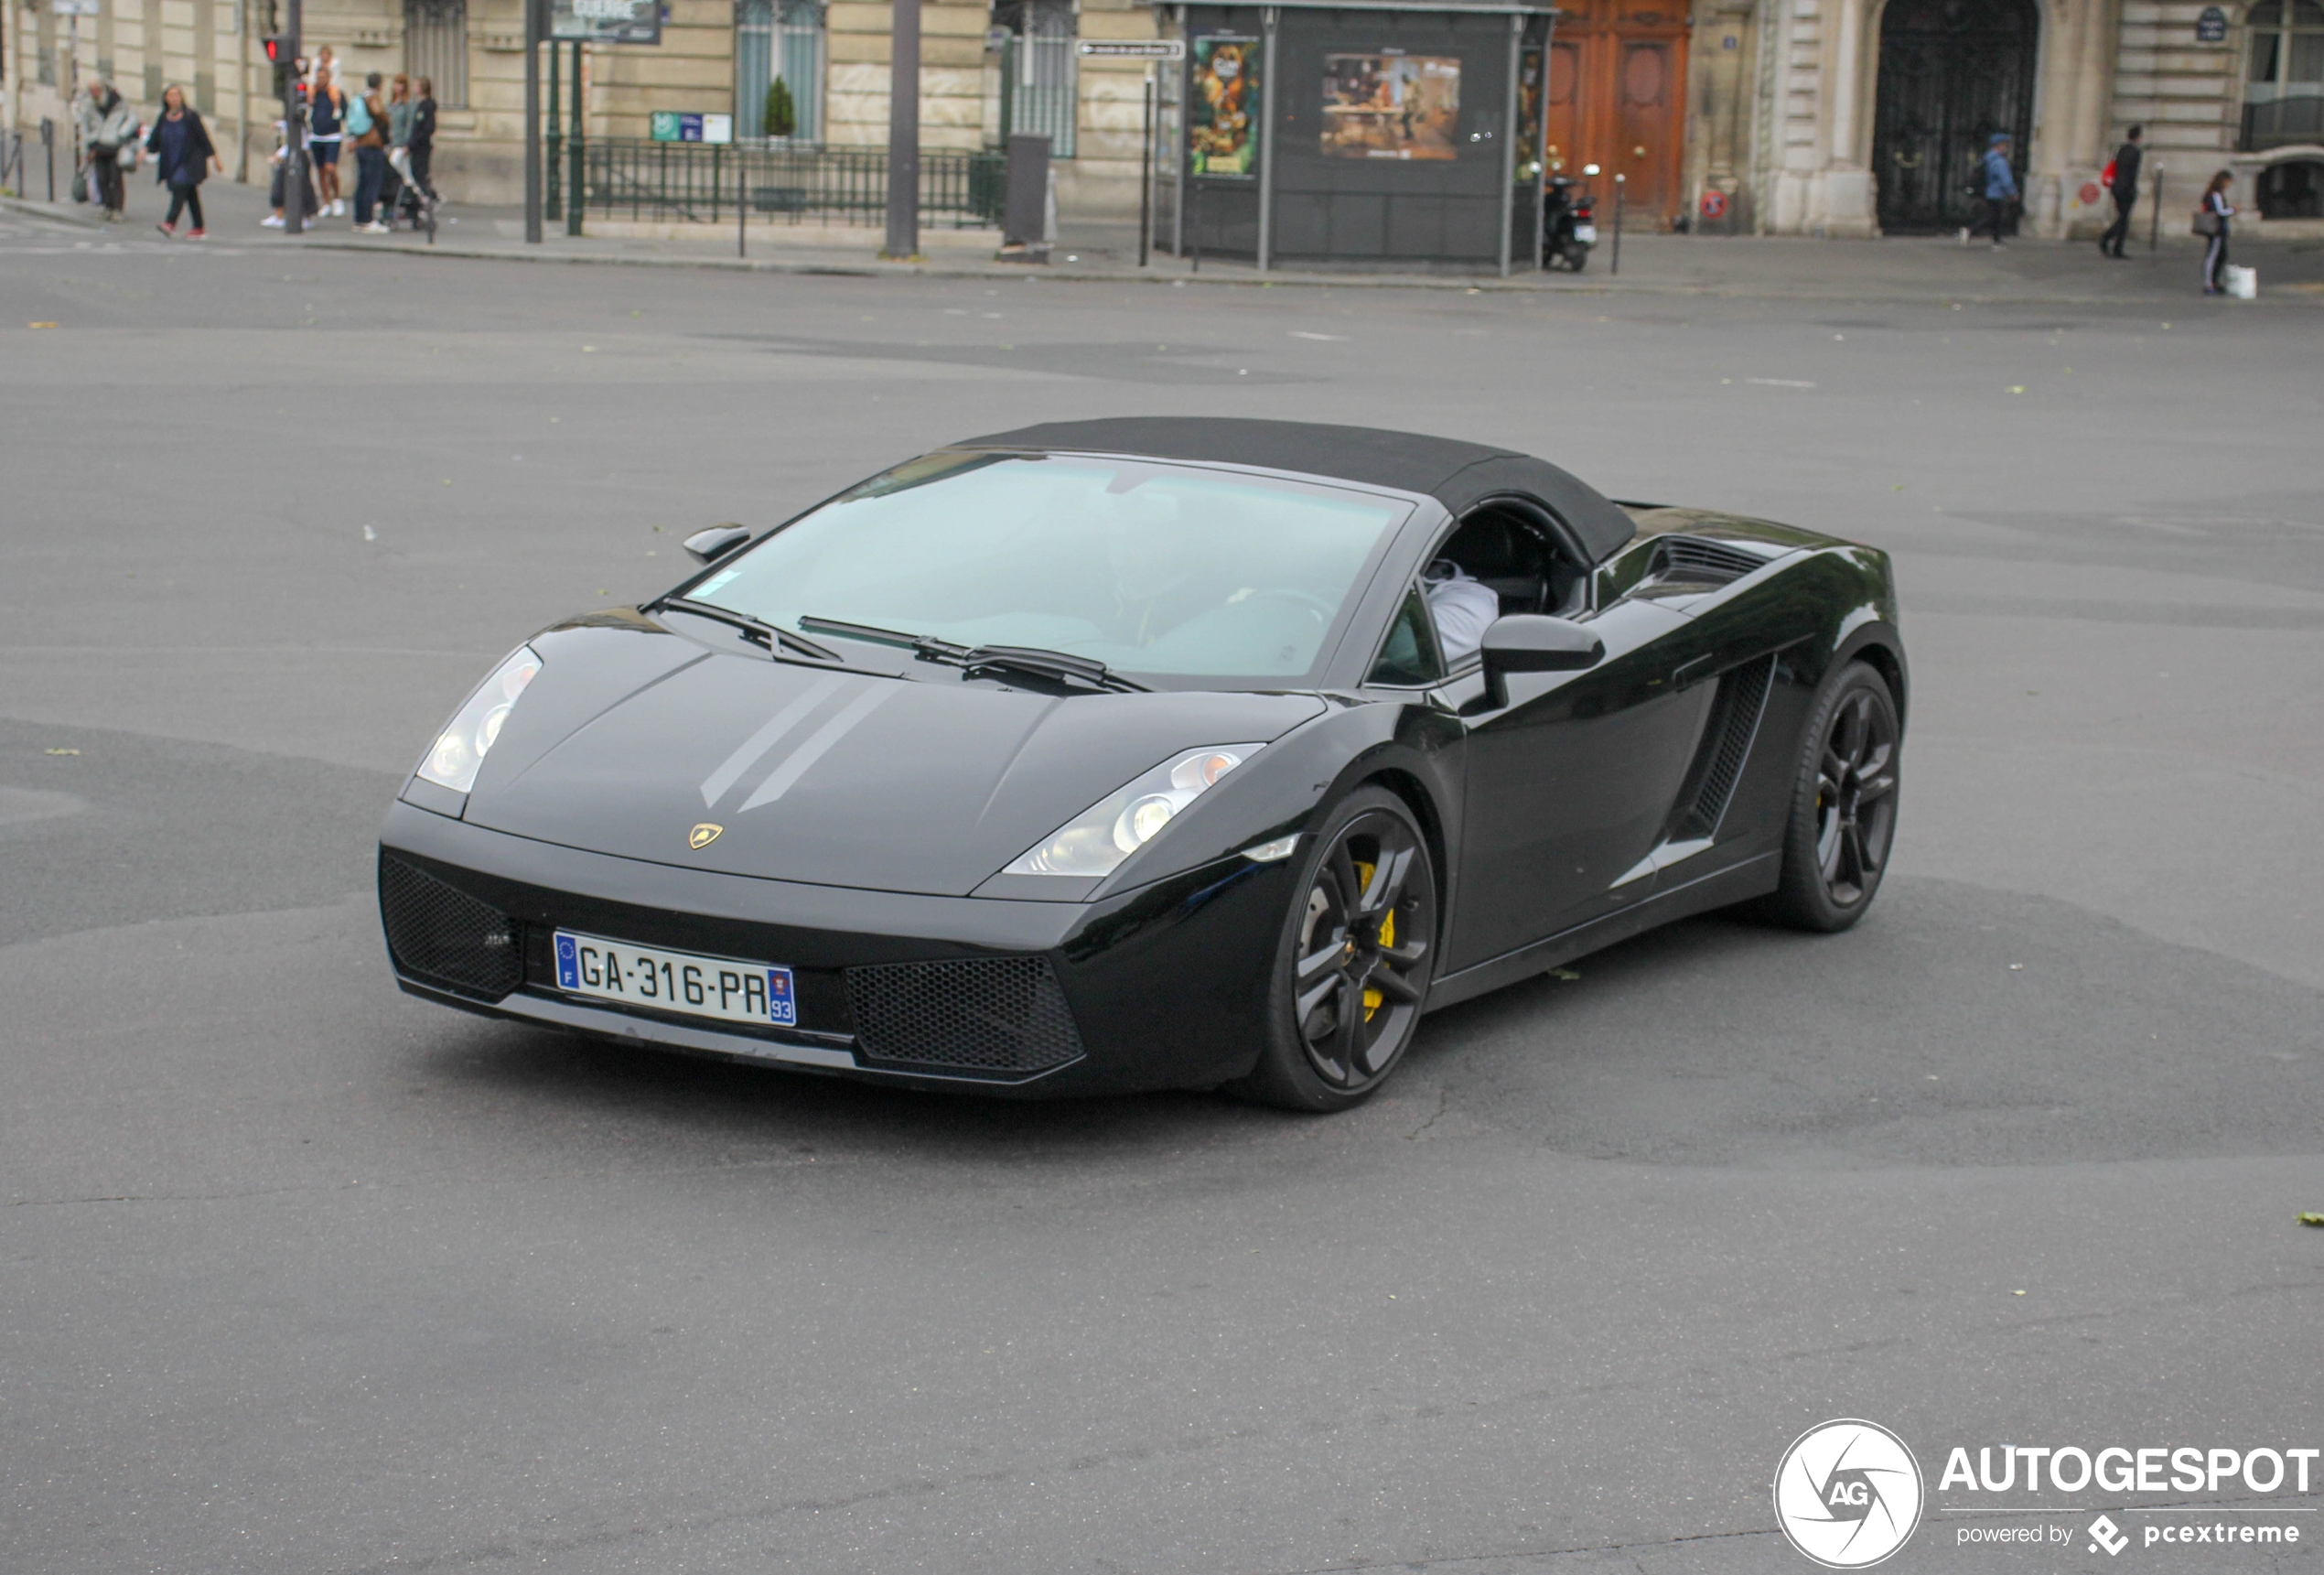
845 955 1086 1077
1652 535 1770 585
1680 653 1777 839
379 854 522 999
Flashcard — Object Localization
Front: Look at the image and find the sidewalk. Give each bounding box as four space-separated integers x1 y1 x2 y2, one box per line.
12 177 2321 307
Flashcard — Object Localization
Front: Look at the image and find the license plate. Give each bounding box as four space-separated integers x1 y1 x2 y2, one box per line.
553 930 796 1028
1573 224 1598 243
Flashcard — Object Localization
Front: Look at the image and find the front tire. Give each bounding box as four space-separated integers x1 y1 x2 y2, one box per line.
1753 660 1901 932
1225 786 1438 1112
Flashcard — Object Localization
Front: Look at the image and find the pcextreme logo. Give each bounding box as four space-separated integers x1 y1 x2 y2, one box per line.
1774 1419 1927 1569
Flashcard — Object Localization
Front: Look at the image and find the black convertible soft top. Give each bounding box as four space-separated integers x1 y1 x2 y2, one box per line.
961 416 1637 565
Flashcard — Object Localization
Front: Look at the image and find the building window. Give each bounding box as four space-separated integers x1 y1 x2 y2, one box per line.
405 0 469 110
995 0 1077 157
738 0 824 140
2243 0 2324 150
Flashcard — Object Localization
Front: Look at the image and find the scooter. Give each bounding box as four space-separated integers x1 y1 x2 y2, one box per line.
1542 165 1600 272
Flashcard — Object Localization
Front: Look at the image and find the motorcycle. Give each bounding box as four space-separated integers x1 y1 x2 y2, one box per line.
1542 167 1599 272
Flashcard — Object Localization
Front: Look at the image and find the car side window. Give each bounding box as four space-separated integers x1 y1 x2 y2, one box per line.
1367 585 1447 687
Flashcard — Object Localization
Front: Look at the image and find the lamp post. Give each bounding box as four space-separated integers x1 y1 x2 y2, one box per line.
882 0 920 259
523 0 543 243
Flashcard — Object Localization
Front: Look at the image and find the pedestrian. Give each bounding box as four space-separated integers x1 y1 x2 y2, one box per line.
1963 132 2017 248
2198 169 2236 295
74 80 140 222
407 76 438 200
2098 124 2143 258
347 71 392 233
145 84 222 239
262 115 320 228
309 64 346 217
381 73 414 221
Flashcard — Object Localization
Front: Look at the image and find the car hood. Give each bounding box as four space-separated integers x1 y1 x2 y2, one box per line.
465 638 1326 897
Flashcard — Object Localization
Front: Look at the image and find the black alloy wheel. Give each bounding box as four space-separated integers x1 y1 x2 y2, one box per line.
1228 786 1438 1112
1755 661 1901 932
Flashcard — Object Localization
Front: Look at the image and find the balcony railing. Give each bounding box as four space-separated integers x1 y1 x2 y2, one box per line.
583 140 1006 228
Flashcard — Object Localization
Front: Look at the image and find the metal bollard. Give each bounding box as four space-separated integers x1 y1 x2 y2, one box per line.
1611 172 1625 275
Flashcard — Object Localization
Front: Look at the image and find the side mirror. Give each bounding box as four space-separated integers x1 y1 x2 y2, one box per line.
683 524 752 565
1479 615 1603 707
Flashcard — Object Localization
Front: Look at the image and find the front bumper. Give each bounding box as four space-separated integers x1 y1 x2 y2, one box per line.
378 799 1289 1096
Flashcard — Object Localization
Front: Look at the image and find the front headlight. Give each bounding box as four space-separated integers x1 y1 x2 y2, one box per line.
415 644 543 794
1005 744 1263 878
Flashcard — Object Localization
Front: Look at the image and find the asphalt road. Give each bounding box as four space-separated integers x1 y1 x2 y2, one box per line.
4 210 2320 1575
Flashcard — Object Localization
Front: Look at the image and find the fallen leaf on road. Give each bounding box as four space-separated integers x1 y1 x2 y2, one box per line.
2299 1213 2324 1227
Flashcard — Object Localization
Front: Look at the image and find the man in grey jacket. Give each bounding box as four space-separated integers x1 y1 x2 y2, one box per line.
74 81 140 222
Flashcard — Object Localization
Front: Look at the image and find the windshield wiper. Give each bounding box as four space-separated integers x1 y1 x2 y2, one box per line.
657 598 839 663
798 616 1148 694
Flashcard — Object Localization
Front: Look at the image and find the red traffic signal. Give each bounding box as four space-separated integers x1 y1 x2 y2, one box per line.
263 35 292 62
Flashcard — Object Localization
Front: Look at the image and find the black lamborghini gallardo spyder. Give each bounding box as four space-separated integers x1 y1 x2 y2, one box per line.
379 418 1905 1109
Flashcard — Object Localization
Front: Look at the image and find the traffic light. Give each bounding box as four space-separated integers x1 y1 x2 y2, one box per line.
264 35 296 97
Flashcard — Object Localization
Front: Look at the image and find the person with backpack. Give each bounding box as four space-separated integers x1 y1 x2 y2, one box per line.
347 71 392 233
2198 170 2236 295
1962 132 2017 249
74 80 140 222
2098 124 2143 259
145 84 222 239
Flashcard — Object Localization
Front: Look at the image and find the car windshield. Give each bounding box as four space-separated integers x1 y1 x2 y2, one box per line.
685 450 1413 682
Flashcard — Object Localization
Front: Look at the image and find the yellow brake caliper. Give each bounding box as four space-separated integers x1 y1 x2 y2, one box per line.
1352 860 1393 1019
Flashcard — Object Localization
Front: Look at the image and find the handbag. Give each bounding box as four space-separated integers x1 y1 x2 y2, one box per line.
2191 206 2221 237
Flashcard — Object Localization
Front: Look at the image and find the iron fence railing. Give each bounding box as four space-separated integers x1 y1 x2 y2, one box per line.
584 140 1005 228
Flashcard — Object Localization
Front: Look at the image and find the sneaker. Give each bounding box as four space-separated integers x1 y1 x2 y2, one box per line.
262 214 285 228
358 221 390 234
331 200 346 217
155 221 176 238
1957 226 1970 245
188 229 206 240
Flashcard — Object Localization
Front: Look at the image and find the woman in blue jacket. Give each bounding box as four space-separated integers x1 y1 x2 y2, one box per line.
145 85 222 238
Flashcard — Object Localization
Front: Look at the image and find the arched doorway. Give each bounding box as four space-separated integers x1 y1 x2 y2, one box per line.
1871 0 2039 232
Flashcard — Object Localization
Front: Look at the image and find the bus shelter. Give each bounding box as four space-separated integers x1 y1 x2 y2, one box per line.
1167 0 1556 274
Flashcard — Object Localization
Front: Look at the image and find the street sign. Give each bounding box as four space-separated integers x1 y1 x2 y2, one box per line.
551 0 661 45
53 0 101 16
1699 189 1727 221
650 111 732 144
1078 39 1185 59
2195 5 2227 40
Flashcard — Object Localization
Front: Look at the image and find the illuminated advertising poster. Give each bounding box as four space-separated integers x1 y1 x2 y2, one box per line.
1321 51 1460 160
1189 37 1261 178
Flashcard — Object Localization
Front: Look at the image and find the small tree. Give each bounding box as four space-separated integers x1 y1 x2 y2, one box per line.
763 77 796 140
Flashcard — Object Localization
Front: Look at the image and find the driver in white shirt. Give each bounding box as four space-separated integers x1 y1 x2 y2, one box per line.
1423 560 1501 665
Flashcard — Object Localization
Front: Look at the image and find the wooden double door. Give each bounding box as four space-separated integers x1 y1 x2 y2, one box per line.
1545 0 1690 228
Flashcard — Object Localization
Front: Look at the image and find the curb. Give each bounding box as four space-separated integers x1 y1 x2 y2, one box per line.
269 233 2297 308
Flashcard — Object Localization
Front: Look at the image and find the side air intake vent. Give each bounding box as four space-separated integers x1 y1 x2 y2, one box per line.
1652 535 1770 585
845 955 1086 1077
1679 653 1777 839
379 854 523 999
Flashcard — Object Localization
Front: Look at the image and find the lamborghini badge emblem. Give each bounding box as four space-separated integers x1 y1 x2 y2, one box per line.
689 823 723 849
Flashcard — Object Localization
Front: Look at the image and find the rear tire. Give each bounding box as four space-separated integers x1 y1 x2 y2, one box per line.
1750 660 1900 933
1223 786 1438 1113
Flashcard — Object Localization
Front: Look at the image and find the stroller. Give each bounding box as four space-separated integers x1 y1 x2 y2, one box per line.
386 145 438 242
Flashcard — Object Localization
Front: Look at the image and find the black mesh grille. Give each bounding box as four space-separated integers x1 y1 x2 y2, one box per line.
845 955 1085 1075
1682 653 1776 838
379 854 522 999
1655 536 1769 584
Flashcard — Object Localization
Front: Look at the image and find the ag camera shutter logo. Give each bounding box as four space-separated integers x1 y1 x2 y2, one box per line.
1774 1419 1926 1569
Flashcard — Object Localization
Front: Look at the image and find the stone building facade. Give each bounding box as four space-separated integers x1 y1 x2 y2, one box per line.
10 0 2316 235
